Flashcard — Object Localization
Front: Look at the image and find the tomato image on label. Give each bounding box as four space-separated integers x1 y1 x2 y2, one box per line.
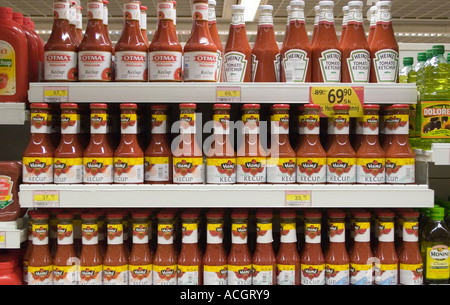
232 225 247 239
107 226 123 240
329 159 353 176
0 73 8 89
278 159 296 176
361 160 384 176
101 68 112 81
158 226 173 240
85 160 107 176
216 160 236 177
32 226 49 241
57 225 73 241
298 159 324 176
174 159 198 176
242 159 265 176
25 159 51 176
81 226 98 241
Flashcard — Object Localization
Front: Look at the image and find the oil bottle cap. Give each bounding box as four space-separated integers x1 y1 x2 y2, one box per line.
432 45 445 55
430 207 445 221
403 57 413 65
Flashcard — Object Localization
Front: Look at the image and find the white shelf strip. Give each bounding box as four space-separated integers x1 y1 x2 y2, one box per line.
19 184 434 209
28 83 418 104
0 103 27 125
415 143 450 166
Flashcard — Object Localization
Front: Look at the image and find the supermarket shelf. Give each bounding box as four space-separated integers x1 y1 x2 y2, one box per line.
19 184 434 209
0 103 28 125
28 83 418 105
0 219 27 249
415 143 450 166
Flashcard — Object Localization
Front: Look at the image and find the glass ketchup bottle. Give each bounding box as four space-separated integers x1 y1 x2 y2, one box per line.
54 103 84 184
148 0 182 82
339 6 348 48
296 104 327 184
177 210 202 285
367 5 377 46
252 209 276 285
140 5 149 47
76 5 84 43
384 104 415 184
53 212 78 285
69 0 80 46
325 209 350 285
311 1 341 83
145 105 172 184
27 212 53 285
208 0 223 82
237 104 267 184
114 0 148 82
301 210 325 285
280 0 312 83
78 0 113 82
356 105 386 184
276 209 301 285
129 210 152 285
203 209 228 285
326 104 356 184
44 0 78 82
227 209 252 285
103 212 129 285
340 1 370 83
153 210 177 285
79 212 103 285
173 103 204 184
23 103 55 184
223 5 252 83
374 210 399 285
252 5 280 82
350 210 373 285
294 105 305 152
114 103 144 184
102 1 113 56
399 210 423 285
206 104 237 184
310 5 320 47
83 103 114 184
183 0 218 82
369 1 399 83
267 104 296 184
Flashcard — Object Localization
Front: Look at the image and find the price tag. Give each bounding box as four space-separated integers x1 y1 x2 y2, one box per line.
309 86 364 117
285 190 312 207
44 86 69 103
216 86 241 103
0 232 5 248
33 190 60 207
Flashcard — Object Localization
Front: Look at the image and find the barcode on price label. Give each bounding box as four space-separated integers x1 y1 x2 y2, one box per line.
285 190 312 207
44 86 69 103
33 190 60 207
216 86 241 103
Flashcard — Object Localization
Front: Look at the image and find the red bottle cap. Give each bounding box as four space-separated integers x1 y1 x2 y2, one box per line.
179 103 197 109
256 209 273 219
56 212 73 219
352 210 371 218
106 212 123 219
157 210 176 219
279 209 296 218
363 104 380 110
206 208 225 219
213 104 231 109
103 1 109 5
391 104 409 109
132 210 150 219
304 104 321 110
81 212 97 219
60 103 79 109
90 103 108 109
242 104 260 110
141 6 148 11
271 104 290 110
401 210 420 218
32 211 49 219
376 210 395 218
328 209 346 218
30 103 49 109
231 208 248 219
120 103 138 110
0 7 13 20
181 209 200 220
304 209 321 218
151 105 168 111
333 104 350 111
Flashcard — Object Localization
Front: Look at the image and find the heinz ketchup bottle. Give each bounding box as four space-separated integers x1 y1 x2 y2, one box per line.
183 0 218 82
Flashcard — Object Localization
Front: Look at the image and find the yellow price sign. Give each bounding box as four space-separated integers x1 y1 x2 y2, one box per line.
44 86 69 103
285 191 312 207
309 86 364 117
33 191 60 207
216 86 241 102
0 233 5 244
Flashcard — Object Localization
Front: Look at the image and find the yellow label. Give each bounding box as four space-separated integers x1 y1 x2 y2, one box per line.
253 265 273 272
44 89 68 98
257 223 272 231
90 113 108 122
242 114 260 122
133 223 149 234
280 223 296 231
61 113 80 122
217 89 240 98
420 101 450 139
271 114 289 122
0 41 16 95
326 264 349 271
152 114 167 122
385 158 415 166
354 222 370 230
351 263 372 271
23 157 53 169
327 157 356 167
426 246 450 280
277 264 295 271
0 235 4 243
204 265 227 273
180 113 195 122
54 157 83 168
237 157 266 166
145 156 169 165
206 158 237 167
207 223 223 231
310 86 364 117
297 157 327 167
28 265 52 279
286 193 311 203
301 264 325 271
400 263 423 271
34 194 58 203
228 264 252 273
53 265 77 274
173 157 204 166
378 222 395 230
129 264 152 273
79 265 102 279
357 158 385 167
153 264 177 273
83 157 113 167
182 223 198 231
376 263 398 271
103 265 129 273
31 113 49 126
403 222 419 231
114 157 144 166
267 157 296 166
178 265 199 273
121 113 137 121
213 114 231 122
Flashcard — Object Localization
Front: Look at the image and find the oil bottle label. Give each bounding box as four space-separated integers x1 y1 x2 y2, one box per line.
426 245 450 280
420 101 450 139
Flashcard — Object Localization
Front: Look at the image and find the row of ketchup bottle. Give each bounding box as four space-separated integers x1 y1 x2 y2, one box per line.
0 7 44 103
22 102 415 185
23 208 423 285
43 0 400 84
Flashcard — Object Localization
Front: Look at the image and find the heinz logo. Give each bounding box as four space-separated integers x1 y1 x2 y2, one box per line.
121 55 146 62
153 55 177 62
81 55 105 62
194 55 217 63
47 54 71 62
